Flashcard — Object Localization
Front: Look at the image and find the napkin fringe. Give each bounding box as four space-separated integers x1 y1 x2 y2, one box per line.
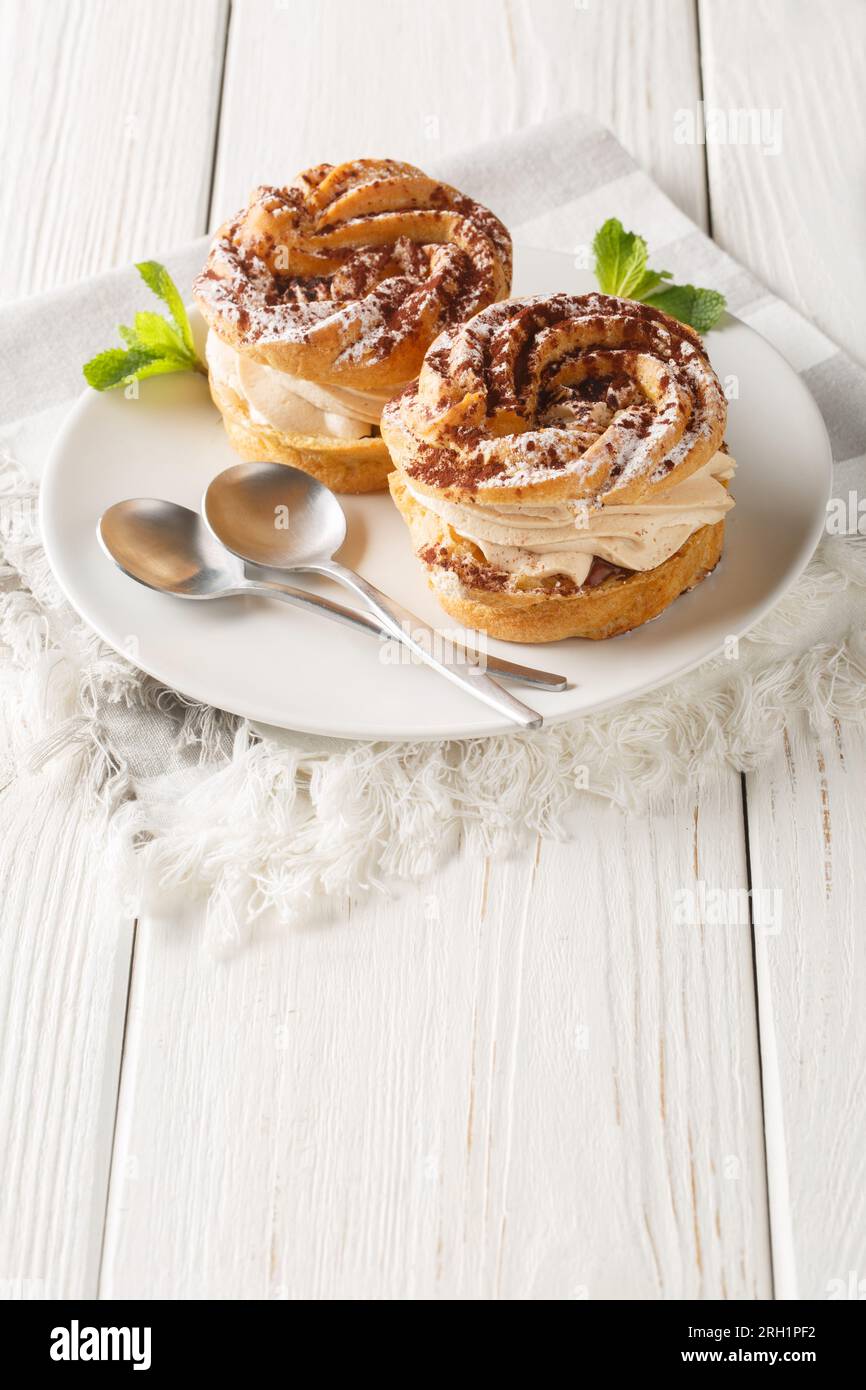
111 619 866 949
3 449 864 947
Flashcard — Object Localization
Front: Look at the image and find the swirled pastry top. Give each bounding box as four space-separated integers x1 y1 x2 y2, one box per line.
381 292 728 506
193 159 512 392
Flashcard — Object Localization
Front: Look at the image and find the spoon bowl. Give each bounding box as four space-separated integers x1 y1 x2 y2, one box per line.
98 498 245 597
97 491 564 698
204 460 347 568
201 461 547 728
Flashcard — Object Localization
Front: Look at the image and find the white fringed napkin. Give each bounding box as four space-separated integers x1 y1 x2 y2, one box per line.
2 113 865 947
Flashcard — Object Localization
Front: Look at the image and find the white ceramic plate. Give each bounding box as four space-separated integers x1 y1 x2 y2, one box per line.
41 247 832 741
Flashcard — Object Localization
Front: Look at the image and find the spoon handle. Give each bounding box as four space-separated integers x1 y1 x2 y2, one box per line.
249 577 566 691
249 577 384 639
312 561 544 731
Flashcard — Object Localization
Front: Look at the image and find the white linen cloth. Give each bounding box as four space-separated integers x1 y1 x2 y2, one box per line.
2 113 865 947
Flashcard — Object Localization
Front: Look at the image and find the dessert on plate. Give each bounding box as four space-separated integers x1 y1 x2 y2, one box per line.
383 292 734 641
194 159 512 492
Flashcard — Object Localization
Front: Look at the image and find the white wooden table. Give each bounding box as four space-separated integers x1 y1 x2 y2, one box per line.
2 0 864 1301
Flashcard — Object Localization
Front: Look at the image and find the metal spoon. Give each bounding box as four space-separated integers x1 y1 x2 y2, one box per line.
203 462 547 730
97 500 564 697
98 497 394 638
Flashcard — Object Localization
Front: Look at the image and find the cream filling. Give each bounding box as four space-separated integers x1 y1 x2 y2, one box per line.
408 452 736 587
206 330 401 440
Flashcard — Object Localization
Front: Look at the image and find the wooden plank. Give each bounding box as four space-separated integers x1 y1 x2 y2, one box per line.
698 0 866 362
0 0 229 301
211 0 708 230
745 716 866 1298
700 0 866 1295
102 773 770 1299
0 0 229 1297
98 0 773 1300
0 767 134 1298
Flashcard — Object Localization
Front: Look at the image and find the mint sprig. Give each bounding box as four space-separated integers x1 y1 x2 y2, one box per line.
592 218 726 333
641 283 726 335
83 261 205 390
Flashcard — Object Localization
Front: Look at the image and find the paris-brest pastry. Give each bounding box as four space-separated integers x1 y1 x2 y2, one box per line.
194 159 512 493
383 292 735 640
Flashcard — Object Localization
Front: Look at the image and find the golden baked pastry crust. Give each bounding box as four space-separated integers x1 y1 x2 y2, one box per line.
389 471 726 641
194 159 512 393
381 293 727 507
209 368 392 495
196 158 512 492
384 288 733 640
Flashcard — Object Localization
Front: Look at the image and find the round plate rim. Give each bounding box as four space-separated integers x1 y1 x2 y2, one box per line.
39 256 834 742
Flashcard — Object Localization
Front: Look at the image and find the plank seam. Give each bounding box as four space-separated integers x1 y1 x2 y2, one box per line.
739 773 778 1298
694 0 713 237
95 918 139 1297
698 0 778 1299
205 0 234 230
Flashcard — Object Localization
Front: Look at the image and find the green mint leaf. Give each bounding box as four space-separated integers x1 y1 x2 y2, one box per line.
127 355 202 382
628 267 672 300
641 284 698 323
592 218 727 333
592 218 650 298
644 284 726 333
82 259 206 389
682 287 726 333
118 315 185 359
129 310 191 360
83 348 163 390
83 344 203 391
136 260 197 356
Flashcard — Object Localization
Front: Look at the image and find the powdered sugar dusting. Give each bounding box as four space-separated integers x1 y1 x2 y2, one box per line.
386 292 727 499
193 163 512 379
